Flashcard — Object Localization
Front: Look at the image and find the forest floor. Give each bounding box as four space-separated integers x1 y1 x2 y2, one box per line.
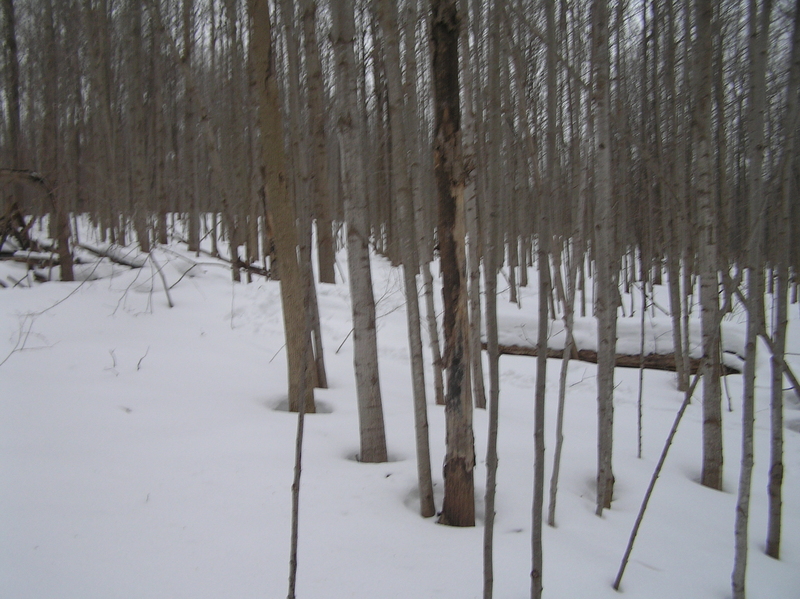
2 233 799 599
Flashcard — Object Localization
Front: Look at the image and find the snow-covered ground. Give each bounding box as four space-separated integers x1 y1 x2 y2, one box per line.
2 240 799 599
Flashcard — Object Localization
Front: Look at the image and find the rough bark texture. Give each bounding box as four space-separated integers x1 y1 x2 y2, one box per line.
431 0 475 527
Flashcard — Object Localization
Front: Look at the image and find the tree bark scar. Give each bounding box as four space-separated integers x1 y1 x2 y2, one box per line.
439 457 475 526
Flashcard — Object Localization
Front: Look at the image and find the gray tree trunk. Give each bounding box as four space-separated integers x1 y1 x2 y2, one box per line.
592 0 616 515
766 0 800 559
376 0 435 518
300 0 336 285
422 262 446 406
459 0 486 411
401 0 446 409
482 111 501 599
532 0 556 594
548 245 578 526
694 0 724 492
733 1 772 596
331 0 388 463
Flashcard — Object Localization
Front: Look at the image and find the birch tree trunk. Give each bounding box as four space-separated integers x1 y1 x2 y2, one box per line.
695 0 724 492
331 0 388 463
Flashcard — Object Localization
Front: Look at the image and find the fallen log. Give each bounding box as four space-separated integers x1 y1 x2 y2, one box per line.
10 250 59 265
482 342 741 375
77 243 148 268
171 235 271 279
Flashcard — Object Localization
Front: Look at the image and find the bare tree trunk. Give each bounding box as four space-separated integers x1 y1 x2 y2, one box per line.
2 0 25 242
376 0 435 518
286 260 316 599
277 0 326 391
484 0 505 576
248 0 315 414
401 0 445 408
482 119 501 599
592 0 616 515
182 0 200 254
532 0 557 593
637 264 647 458
548 245 578 526
431 0 475 527
767 261 788 556
129 0 150 253
422 262 446 406
40 0 74 281
460 0 486 411
300 0 336 285
733 1 772 596
532 246 548 598
766 0 800 559
332 0 388 463
695 0 724 492
666 254 688 391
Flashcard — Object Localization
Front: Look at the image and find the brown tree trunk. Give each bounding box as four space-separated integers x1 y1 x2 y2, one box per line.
431 0 475 528
248 0 315 414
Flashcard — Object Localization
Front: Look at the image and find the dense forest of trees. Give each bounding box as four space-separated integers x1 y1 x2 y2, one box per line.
2 0 799 596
